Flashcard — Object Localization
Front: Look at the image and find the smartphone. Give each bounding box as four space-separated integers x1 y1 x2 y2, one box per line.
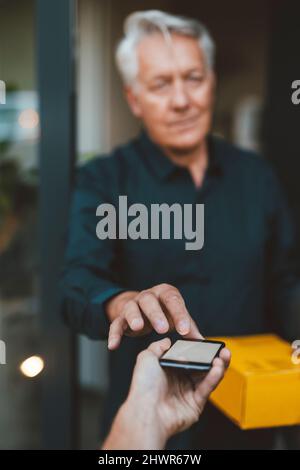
159 339 225 372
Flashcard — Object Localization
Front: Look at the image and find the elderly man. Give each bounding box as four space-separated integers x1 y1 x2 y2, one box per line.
61 10 298 449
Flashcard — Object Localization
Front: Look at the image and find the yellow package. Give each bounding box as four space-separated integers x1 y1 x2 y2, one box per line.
209 334 300 429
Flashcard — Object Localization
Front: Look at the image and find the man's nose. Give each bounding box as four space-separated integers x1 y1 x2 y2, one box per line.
170 80 190 110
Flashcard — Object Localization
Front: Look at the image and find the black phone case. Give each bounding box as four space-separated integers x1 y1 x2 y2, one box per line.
159 339 225 372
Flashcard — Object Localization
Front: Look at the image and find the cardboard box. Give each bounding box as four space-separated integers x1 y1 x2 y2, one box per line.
209 334 300 429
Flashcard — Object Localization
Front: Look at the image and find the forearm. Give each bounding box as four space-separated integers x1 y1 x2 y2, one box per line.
102 399 168 450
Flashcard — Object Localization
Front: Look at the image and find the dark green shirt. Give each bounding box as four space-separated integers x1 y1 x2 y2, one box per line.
61 131 299 437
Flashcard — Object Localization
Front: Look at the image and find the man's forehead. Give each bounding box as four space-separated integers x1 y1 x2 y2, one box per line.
137 33 205 78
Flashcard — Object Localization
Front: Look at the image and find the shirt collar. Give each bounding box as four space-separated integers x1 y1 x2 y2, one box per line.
137 129 223 181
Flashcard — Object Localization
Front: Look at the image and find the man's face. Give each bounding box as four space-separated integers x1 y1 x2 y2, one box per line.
126 32 215 154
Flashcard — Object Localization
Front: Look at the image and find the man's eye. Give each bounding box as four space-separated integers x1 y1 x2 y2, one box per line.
151 81 169 91
188 75 204 82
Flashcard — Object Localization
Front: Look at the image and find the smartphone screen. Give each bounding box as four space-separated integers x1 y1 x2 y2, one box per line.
159 339 225 371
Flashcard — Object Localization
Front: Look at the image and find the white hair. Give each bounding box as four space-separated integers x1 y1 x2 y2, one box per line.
115 10 215 86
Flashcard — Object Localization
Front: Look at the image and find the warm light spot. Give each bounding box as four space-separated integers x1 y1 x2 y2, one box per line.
20 356 44 378
18 109 39 129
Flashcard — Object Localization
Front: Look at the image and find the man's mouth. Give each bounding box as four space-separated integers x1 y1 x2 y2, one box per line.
168 115 199 129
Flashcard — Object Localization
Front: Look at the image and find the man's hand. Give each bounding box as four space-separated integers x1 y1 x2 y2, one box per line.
106 284 202 350
103 338 231 449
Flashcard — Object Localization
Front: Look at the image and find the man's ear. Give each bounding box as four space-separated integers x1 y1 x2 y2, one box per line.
124 86 142 118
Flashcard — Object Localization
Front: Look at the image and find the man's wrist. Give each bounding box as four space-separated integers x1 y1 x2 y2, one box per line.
118 397 168 449
103 396 168 450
